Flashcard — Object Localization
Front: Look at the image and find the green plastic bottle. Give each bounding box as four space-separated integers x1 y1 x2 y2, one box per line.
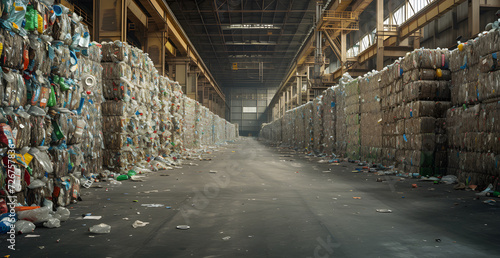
57 76 70 91
127 170 136 177
24 5 36 31
116 174 129 181
47 85 56 107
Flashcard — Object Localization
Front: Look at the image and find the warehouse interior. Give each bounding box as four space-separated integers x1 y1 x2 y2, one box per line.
1 0 500 257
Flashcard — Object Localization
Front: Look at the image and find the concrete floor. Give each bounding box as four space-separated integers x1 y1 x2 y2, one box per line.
2 137 500 257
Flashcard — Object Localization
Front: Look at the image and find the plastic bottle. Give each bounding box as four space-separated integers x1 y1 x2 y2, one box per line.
24 5 37 31
89 223 111 234
116 174 129 181
47 85 56 107
37 13 44 34
127 169 136 177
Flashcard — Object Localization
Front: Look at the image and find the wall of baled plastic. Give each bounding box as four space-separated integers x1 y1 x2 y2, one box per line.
260 34 500 186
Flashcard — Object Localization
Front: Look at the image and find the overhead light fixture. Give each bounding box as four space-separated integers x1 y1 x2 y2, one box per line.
222 23 281 30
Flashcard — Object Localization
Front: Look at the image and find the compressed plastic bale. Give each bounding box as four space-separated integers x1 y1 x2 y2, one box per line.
401 48 450 71
475 30 500 57
403 81 451 101
303 102 314 151
49 146 69 178
0 28 25 70
403 69 451 84
182 97 197 148
101 41 130 63
477 69 500 102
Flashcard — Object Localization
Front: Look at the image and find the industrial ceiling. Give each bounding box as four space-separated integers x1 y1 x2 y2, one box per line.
165 0 317 90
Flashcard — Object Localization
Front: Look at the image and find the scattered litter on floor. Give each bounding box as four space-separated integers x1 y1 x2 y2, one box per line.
89 223 111 234
222 236 231 241
353 197 361 199
141 204 164 208
132 220 150 228
176 225 190 230
143 190 159 193
83 216 102 220
25 235 40 238
483 199 496 205
476 184 494 196
376 209 393 213
209 170 218 173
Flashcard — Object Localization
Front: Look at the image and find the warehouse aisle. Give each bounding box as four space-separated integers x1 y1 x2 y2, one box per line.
6 137 500 257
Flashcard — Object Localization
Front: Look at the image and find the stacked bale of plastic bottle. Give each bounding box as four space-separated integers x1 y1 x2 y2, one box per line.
146 68 162 161
344 78 361 160
303 101 314 151
359 71 383 163
281 110 294 147
78 43 104 177
199 106 213 146
182 96 198 149
158 77 173 156
214 115 226 145
292 107 305 149
312 96 323 154
270 117 282 144
100 41 137 172
447 30 500 185
393 48 452 176
47 6 96 207
380 60 402 166
170 82 184 154
321 87 336 155
449 39 480 105
259 123 272 141
334 81 347 157
225 120 236 142
0 1 100 209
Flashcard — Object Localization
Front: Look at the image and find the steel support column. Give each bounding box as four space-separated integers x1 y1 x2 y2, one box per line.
469 0 480 37
376 0 384 70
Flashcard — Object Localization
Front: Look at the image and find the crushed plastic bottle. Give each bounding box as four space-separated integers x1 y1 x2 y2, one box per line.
176 225 190 230
15 220 36 234
43 218 61 228
89 223 111 234
116 174 129 181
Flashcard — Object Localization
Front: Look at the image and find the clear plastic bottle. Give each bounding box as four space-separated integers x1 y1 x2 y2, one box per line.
89 223 111 234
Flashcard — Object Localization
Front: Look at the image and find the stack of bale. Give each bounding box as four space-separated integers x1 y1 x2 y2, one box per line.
200 106 213 146
345 78 361 160
334 81 347 157
214 115 225 145
380 60 402 166
396 49 451 176
271 117 282 144
359 71 383 162
101 41 137 172
157 76 174 156
182 97 198 149
170 82 184 154
303 102 314 151
447 31 500 185
294 107 305 149
282 110 293 147
312 96 323 154
321 88 335 155
78 43 104 178
0 1 102 208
